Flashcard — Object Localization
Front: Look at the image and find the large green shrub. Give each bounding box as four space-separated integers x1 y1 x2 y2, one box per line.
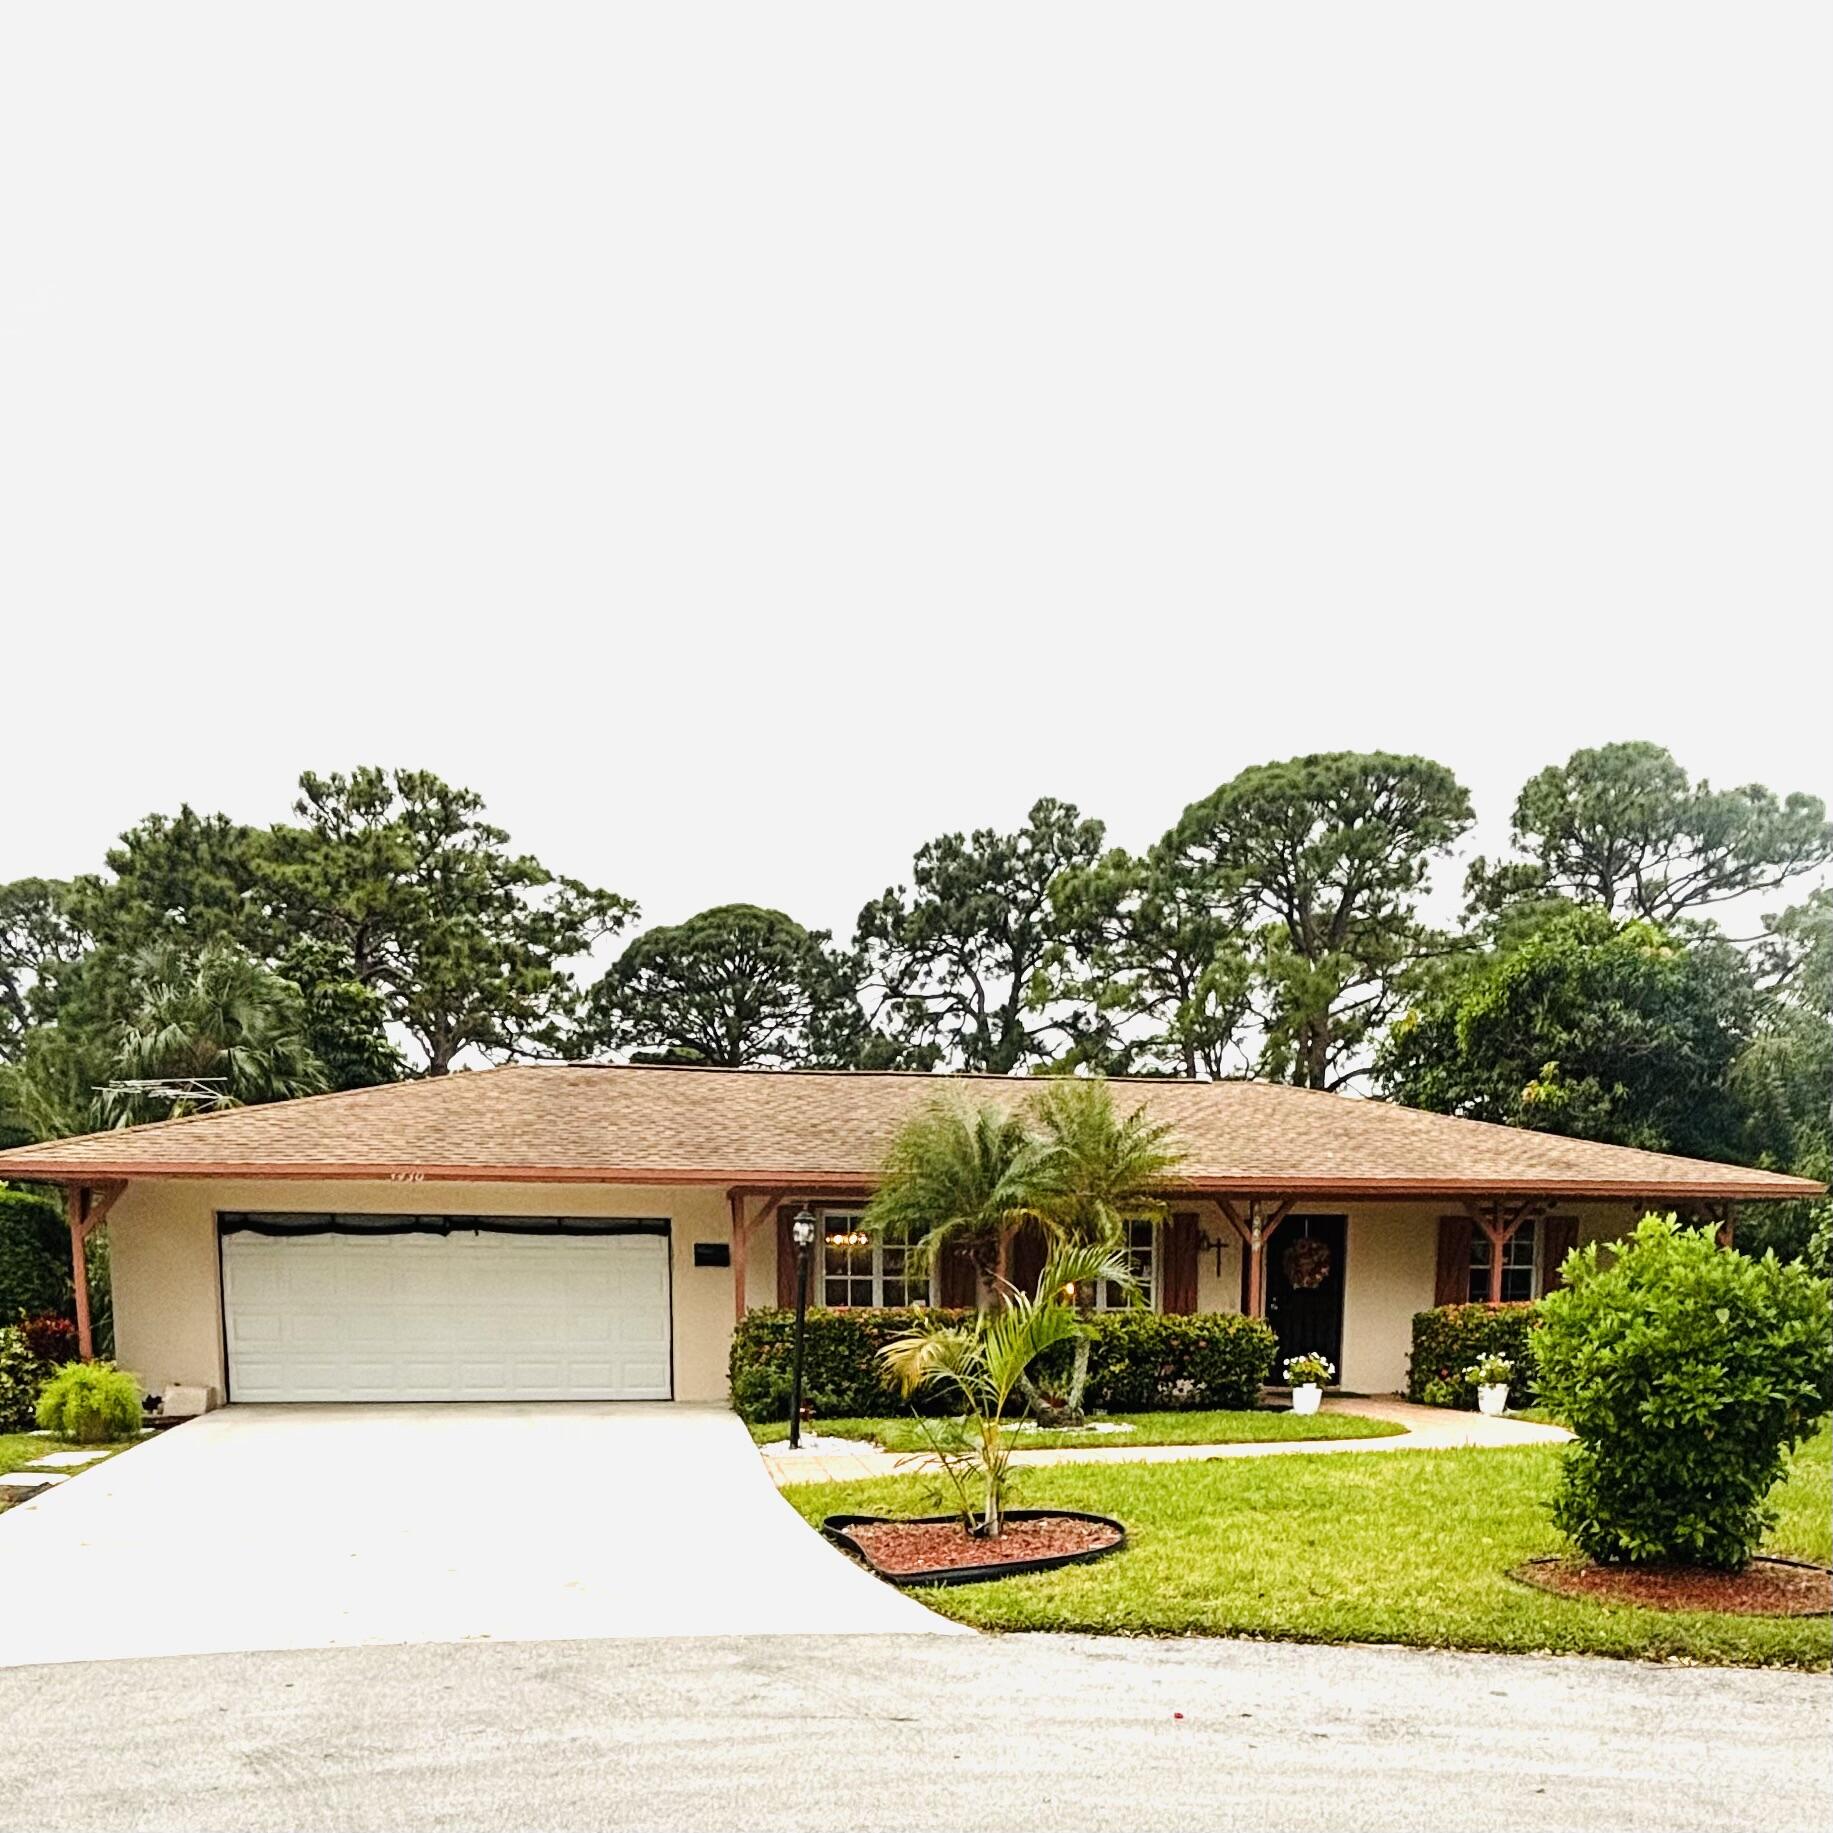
1532 1215 1833 1570
0 1185 70 1321
1408 1304 1538 1408
34 1361 143 1444
0 1326 43 1432
729 1306 1278 1422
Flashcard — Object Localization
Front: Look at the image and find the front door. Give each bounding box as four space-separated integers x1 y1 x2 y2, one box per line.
1263 1214 1347 1379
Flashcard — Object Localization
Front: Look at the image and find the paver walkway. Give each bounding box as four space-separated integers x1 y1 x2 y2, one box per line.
761 1396 1571 1485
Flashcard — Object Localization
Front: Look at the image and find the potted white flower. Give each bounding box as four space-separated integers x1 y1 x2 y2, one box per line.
1283 1352 1335 1415
1466 1353 1513 1416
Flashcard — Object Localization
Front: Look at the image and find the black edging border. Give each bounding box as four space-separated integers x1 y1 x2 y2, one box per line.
821 1508 1128 1588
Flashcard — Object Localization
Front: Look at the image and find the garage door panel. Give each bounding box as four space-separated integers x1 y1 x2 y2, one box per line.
222 1225 672 1402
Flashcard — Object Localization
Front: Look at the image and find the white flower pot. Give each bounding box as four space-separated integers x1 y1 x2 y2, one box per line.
1477 1383 1509 1417
1291 1383 1322 1416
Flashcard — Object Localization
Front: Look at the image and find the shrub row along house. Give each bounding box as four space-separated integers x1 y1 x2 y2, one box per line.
0 1064 1817 1406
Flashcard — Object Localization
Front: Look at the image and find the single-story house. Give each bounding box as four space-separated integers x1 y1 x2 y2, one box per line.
0 1064 1818 1404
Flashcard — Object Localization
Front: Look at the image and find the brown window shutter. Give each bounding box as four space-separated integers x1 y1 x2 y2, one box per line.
776 1209 799 1308
938 1240 979 1308
1008 1220 1046 1299
1161 1212 1199 1314
1435 1215 1474 1307
1541 1216 1579 1292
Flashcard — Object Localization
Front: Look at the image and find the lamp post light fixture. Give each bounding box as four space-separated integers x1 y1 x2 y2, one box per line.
788 1207 817 1449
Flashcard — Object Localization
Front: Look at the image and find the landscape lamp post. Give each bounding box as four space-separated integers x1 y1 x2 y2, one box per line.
788 1207 816 1449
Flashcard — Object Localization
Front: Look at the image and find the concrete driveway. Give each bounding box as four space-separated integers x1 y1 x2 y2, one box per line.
0 1404 958 1668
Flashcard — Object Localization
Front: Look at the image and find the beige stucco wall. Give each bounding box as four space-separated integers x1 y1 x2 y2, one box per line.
105 1177 1657 1409
109 1177 763 1404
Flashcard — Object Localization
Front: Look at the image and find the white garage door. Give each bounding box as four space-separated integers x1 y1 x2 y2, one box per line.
220 1219 672 1402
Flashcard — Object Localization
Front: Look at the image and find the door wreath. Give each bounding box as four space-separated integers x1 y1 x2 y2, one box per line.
1282 1235 1332 1290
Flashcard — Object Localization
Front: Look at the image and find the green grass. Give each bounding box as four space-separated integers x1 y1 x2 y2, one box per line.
0 1432 132 1477
786 1421 1832 1669
750 1409 1404 1451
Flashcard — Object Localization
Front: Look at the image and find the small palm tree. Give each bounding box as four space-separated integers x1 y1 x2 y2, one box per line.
862 1099 1042 1303
1025 1074 1184 1244
880 1241 1140 1538
1021 1078 1185 1419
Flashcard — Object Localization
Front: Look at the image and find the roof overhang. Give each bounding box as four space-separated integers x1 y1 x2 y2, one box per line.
1 1160 1820 1202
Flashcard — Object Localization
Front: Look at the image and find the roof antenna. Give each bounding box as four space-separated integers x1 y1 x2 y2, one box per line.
97 1077 234 1109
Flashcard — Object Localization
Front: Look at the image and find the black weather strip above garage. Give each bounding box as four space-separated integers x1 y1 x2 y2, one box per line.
217 1213 670 1238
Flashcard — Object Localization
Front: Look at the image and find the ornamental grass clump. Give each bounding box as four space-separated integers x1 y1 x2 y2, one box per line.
1531 1215 1833 1571
35 1361 143 1444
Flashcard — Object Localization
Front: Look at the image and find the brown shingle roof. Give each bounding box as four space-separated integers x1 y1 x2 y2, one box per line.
0 1064 1818 1201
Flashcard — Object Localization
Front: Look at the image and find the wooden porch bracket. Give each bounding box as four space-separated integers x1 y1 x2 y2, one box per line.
1214 1196 1296 1320
66 1181 127 1361
728 1190 788 1325
1459 1196 1548 1306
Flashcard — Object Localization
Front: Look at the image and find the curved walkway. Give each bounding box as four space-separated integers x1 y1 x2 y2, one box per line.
761 1397 1572 1486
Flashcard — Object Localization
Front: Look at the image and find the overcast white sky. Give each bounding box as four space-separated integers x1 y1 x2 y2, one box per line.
3 4 1827 957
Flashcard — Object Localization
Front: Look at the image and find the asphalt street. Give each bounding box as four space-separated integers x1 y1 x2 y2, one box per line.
1 1631 1826 1833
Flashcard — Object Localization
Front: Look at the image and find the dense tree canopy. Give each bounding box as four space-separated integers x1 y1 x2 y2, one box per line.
1050 846 1252 1077
1467 741 1833 924
1163 753 1474 1089
100 942 330 1127
1377 909 1757 1161
1 744 1827 1268
581 904 872 1067
855 798 1105 1073
0 878 82 1059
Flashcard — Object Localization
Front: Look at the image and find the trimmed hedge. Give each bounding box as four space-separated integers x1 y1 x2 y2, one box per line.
729 1306 1279 1423
1407 1303 1539 1409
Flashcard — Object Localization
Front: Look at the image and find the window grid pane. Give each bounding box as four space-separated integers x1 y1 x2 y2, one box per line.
1098 1218 1156 1311
819 1212 923 1309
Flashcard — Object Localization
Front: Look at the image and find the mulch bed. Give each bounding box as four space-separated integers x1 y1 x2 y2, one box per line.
1514 1555 1832 1618
824 1509 1126 1585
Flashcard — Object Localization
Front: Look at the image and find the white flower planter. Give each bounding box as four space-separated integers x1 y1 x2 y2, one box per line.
1477 1383 1509 1417
1291 1383 1323 1416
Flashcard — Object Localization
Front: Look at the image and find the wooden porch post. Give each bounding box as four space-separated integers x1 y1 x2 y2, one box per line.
729 1192 786 1323
1462 1198 1543 1306
67 1185 93 1361
65 1181 126 1361
1216 1197 1295 1319
729 1191 748 1325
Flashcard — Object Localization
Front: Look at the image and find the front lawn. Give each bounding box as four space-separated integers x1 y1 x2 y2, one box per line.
0 1431 132 1514
788 1421 1832 1669
0 1433 83 1478
750 1408 1404 1451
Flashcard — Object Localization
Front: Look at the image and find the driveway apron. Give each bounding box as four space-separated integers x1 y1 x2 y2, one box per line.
0 1404 959 1667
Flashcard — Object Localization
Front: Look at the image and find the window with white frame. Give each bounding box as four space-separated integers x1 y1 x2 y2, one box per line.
1468 1220 1537 1303
1093 1216 1157 1311
820 1211 922 1308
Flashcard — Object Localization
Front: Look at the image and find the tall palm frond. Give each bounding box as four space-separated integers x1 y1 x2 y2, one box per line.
862 1098 1041 1280
1023 1077 1185 1243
